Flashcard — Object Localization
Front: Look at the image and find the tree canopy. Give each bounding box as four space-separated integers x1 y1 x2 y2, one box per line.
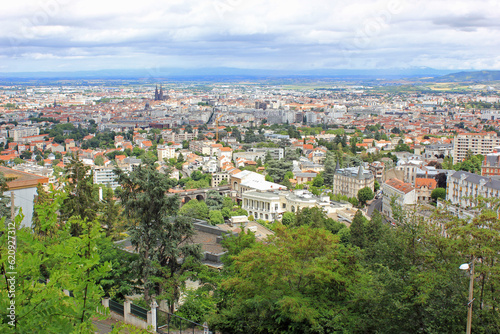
212 226 360 333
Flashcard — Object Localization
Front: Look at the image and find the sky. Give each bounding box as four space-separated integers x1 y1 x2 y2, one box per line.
1 0 500 73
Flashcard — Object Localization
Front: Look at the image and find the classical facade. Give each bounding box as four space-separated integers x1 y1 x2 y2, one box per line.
242 189 352 221
230 170 286 199
333 165 374 198
446 170 500 208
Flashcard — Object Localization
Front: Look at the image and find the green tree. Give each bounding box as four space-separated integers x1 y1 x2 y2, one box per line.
209 210 224 225
0 208 111 333
212 226 361 333
178 199 209 220
266 159 292 183
191 170 203 181
294 207 346 234
312 174 324 187
176 288 218 325
322 151 336 187
394 142 412 152
350 210 367 248
94 155 105 166
431 187 446 202
282 177 292 189
184 178 210 189
221 207 231 219
455 153 483 174
61 155 100 236
0 172 12 222
13 157 24 165
374 180 380 192
115 163 200 307
96 237 139 301
32 183 56 237
221 228 257 268
445 202 500 332
98 187 122 239
364 210 385 252
281 211 296 226
231 208 248 216
357 186 374 206
264 150 273 164
205 190 224 210
222 196 234 210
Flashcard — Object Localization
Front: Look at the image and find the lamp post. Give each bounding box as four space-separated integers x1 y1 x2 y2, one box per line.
460 259 475 334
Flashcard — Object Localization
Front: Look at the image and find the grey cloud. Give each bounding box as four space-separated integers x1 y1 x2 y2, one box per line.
432 14 499 30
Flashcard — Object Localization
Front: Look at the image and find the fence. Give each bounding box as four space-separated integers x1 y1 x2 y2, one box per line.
157 309 209 334
102 298 156 331
102 298 210 333
109 299 124 316
131 303 148 320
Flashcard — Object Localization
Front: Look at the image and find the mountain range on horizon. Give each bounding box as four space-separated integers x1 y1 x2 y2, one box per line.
0 68 499 82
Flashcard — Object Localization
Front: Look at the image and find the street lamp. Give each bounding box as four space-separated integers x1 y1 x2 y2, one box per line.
460 259 475 334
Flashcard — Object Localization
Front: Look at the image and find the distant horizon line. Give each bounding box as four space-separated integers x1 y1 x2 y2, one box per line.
0 68 498 82
0 67 492 74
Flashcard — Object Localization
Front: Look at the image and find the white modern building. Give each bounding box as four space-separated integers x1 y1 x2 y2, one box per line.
93 166 120 189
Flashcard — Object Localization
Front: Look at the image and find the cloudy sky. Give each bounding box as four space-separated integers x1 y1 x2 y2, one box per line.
1 0 499 72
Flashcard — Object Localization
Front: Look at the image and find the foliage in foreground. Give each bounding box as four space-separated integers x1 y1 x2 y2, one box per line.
0 206 110 333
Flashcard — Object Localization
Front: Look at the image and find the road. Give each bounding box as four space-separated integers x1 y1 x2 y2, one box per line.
367 197 383 217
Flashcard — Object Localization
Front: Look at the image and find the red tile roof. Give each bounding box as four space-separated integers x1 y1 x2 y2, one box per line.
385 178 415 194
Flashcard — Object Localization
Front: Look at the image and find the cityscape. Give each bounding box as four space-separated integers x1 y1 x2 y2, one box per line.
1 0 500 333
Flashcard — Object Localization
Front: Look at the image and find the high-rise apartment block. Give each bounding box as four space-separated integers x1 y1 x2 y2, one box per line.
453 132 500 164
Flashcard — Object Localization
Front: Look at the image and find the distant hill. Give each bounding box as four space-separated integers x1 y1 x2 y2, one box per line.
431 70 500 82
0 67 456 82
